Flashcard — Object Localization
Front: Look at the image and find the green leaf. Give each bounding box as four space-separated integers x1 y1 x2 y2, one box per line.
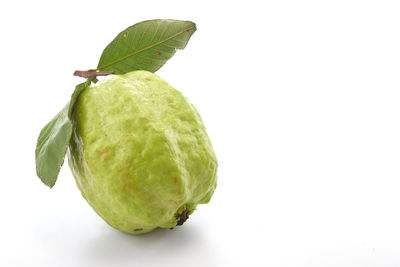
68 79 91 119
35 104 72 188
35 81 91 188
97 19 196 74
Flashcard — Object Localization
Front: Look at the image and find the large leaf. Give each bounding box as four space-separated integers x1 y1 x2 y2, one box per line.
35 104 72 188
35 81 91 188
97 19 196 74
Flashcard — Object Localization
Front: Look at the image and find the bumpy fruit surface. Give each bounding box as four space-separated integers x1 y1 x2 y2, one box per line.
67 70 217 234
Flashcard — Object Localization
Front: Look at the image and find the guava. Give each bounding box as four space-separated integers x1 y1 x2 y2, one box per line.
67 70 217 234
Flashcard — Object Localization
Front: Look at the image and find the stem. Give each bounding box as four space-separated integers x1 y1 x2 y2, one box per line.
73 70 115 80
176 209 189 226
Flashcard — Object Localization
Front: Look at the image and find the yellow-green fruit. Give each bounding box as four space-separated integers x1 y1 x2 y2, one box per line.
67 70 217 234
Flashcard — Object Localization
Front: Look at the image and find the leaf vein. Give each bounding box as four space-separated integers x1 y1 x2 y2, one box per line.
97 24 195 70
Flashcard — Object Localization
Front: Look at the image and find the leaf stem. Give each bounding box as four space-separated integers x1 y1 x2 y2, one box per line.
73 70 115 80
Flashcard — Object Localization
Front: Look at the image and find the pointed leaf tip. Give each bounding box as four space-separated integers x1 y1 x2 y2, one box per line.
97 19 196 74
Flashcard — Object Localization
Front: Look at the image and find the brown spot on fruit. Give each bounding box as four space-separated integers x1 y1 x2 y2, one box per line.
168 199 182 206
134 228 143 232
173 177 178 183
125 183 134 193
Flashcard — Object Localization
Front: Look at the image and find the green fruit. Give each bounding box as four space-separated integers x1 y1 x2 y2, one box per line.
67 70 217 234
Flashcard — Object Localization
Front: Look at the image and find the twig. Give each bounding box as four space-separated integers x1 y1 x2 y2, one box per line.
73 70 115 80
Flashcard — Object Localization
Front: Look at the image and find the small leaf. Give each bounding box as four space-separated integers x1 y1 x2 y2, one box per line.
97 19 196 74
68 80 91 119
35 104 72 188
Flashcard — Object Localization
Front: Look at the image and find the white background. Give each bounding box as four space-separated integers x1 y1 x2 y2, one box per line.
1 0 400 266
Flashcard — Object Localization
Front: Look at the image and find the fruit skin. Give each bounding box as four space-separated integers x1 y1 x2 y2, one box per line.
67 70 217 234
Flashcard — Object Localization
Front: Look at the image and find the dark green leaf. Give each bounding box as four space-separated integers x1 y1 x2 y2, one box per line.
35 104 72 188
97 19 196 74
68 80 91 119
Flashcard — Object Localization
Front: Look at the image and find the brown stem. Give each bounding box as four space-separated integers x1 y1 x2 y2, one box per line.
176 209 189 226
73 70 115 80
